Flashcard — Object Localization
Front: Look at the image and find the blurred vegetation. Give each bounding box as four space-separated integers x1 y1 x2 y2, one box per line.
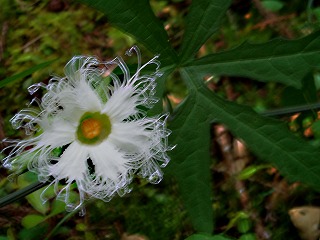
0 0 320 239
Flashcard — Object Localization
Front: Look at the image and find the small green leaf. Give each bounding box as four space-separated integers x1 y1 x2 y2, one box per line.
237 165 270 180
21 214 45 229
313 7 320 21
186 234 234 240
312 120 320 139
7 228 15 240
18 173 49 214
48 200 66 218
25 193 49 215
0 59 56 88
239 233 256 240
225 211 248 231
78 0 177 65
186 31 320 88
261 0 284 12
76 223 87 231
179 0 232 63
19 222 48 240
237 218 252 233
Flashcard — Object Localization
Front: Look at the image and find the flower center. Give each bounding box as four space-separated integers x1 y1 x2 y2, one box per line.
77 112 111 145
81 118 102 139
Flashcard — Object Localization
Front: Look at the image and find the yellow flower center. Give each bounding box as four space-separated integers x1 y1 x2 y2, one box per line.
76 112 111 145
80 118 102 139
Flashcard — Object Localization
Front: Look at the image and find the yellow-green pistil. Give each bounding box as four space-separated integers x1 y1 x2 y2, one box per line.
77 112 111 145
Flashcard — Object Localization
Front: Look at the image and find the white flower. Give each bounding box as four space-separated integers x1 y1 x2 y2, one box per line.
2 46 171 212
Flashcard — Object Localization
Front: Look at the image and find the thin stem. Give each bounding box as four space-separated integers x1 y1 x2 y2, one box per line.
0 180 49 208
44 210 78 240
307 0 314 23
261 102 320 117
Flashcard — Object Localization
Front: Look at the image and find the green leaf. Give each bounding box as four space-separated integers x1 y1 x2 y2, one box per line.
237 165 270 180
19 222 48 240
239 233 256 240
21 214 46 229
181 68 320 191
18 174 49 214
0 181 48 208
261 0 284 12
179 0 232 63
281 72 318 107
168 91 213 233
186 31 320 88
313 7 320 22
25 193 48 215
186 234 233 240
0 59 56 88
47 200 66 218
78 0 177 65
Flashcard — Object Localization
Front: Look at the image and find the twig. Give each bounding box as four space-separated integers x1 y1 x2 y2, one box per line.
0 21 8 62
22 35 43 51
252 14 295 31
252 0 295 38
0 113 6 147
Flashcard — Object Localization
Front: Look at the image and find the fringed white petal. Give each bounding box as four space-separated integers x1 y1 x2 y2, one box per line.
49 141 88 181
89 140 127 182
2 136 42 170
139 158 164 184
64 56 101 87
108 121 151 152
101 85 138 121
73 77 102 112
37 119 76 149
41 56 103 119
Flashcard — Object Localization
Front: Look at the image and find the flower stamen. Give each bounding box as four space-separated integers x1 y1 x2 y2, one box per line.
76 112 111 145
81 119 101 139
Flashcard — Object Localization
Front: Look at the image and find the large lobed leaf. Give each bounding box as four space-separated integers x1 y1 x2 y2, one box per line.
179 68 320 191
186 31 320 88
169 66 320 235
179 0 232 63
78 0 177 65
168 91 213 233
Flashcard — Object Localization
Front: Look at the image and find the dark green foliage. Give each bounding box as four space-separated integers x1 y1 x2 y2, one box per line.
1 0 320 239
77 0 178 65
187 31 320 88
